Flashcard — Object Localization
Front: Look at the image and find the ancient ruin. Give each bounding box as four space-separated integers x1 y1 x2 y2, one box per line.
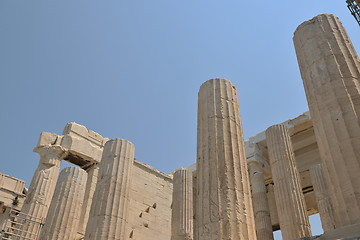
1 13 360 240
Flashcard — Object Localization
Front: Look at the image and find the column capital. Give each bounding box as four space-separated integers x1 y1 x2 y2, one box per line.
33 145 68 161
247 153 267 169
246 141 269 170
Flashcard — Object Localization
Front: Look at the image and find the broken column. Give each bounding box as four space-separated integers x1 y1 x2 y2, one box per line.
78 164 99 234
248 157 274 240
196 78 256 240
266 124 311 240
39 167 87 240
309 164 336 231
293 14 360 227
171 168 193 240
85 138 135 240
20 144 67 238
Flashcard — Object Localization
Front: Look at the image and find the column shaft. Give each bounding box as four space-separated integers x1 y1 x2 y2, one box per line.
248 161 274 240
196 78 255 240
39 167 87 240
172 169 193 240
293 14 360 226
309 164 336 231
20 145 66 238
85 138 135 240
78 164 99 234
266 184 278 228
266 124 311 240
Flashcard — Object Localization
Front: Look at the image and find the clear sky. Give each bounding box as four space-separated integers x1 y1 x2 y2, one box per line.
1 1 359 239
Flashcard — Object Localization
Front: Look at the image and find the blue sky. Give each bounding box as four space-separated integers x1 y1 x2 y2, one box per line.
1 1 359 239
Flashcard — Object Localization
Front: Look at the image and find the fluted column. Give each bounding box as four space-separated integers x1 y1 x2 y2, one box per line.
39 167 87 240
20 145 67 238
293 14 360 227
172 168 193 240
85 138 135 240
196 78 256 240
309 164 336 231
248 159 274 240
78 164 99 234
266 183 278 227
266 124 311 240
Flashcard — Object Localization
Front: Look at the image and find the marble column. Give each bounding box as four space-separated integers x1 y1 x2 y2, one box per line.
172 168 193 240
20 145 67 239
266 184 278 228
85 138 135 240
196 78 256 240
78 164 99 234
248 157 274 240
293 14 360 227
309 164 336 231
39 167 87 240
266 124 311 240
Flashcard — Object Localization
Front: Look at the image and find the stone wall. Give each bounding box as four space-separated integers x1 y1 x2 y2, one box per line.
127 160 173 240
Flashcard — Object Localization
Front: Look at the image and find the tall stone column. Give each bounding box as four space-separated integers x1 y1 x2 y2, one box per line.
248 158 274 240
85 138 135 240
39 167 87 240
196 78 256 240
309 164 336 231
266 124 311 240
172 168 193 240
266 183 278 227
20 145 67 238
78 164 99 234
293 14 360 227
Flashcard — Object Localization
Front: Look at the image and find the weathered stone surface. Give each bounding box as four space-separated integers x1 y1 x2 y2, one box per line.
85 138 135 240
127 160 173 240
39 167 87 240
36 132 60 147
266 124 311 240
294 14 360 227
248 159 274 240
78 164 99 234
0 172 26 228
171 168 193 240
266 183 279 229
20 145 67 239
309 164 336 231
196 78 256 240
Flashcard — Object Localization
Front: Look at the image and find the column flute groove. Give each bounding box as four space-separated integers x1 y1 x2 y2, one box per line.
294 14 360 227
196 78 255 240
266 124 311 240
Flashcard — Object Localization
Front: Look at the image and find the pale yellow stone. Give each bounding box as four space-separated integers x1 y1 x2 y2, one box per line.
171 168 193 240
196 78 256 240
248 160 274 240
39 167 87 240
20 145 67 239
85 138 135 240
294 14 360 227
266 124 311 240
78 164 99 234
309 164 336 231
